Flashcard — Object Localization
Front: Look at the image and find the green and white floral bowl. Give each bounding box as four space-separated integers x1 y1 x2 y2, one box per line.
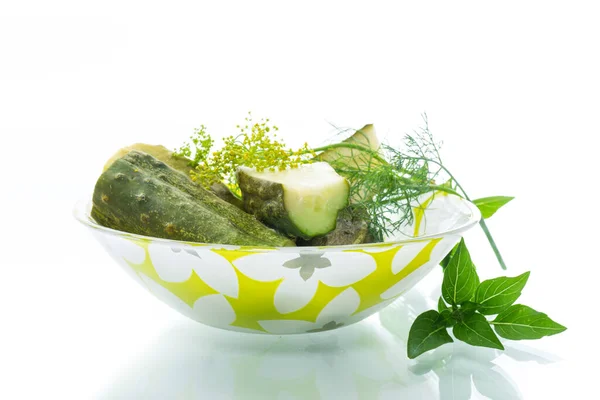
74 192 480 334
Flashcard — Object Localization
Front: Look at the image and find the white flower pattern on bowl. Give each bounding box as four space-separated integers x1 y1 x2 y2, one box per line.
233 250 377 315
149 243 240 299
258 287 362 334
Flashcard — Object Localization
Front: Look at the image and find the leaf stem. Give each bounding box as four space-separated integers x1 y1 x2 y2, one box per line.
477 219 507 270
412 157 508 270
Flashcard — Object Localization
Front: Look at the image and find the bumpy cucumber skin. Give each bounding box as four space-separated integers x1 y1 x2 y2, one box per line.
104 144 244 209
209 182 244 209
92 151 294 247
103 143 196 175
237 169 304 238
237 169 348 240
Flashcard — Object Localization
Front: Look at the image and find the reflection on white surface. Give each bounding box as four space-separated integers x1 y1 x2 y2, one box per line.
98 286 559 400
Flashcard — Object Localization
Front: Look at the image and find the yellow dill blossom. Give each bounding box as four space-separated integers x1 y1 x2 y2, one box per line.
176 113 315 195
175 124 214 167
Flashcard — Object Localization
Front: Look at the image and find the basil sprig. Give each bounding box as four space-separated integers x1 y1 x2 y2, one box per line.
407 238 566 359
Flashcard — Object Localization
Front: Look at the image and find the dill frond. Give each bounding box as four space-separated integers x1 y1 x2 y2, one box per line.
317 118 458 241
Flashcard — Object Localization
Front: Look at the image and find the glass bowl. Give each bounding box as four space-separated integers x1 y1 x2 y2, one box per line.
74 192 480 334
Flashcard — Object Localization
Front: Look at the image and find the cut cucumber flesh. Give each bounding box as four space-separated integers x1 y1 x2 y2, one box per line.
238 162 349 239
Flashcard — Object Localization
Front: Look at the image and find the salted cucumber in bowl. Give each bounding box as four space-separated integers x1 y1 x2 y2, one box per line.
237 162 350 240
92 151 294 247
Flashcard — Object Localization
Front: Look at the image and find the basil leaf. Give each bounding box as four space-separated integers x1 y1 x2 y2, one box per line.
492 305 567 340
475 272 530 315
407 310 453 359
460 301 479 314
472 196 514 219
442 239 480 305
453 312 504 350
438 296 449 313
439 309 456 327
440 243 458 269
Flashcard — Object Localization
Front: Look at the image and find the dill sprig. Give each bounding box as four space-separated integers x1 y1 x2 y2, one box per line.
310 120 459 242
312 117 507 270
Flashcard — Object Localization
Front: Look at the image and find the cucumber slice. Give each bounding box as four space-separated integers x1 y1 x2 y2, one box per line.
237 162 350 239
316 124 383 203
316 124 381 170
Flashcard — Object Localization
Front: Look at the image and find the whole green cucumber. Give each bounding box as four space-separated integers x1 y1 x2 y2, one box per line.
92 151 294 247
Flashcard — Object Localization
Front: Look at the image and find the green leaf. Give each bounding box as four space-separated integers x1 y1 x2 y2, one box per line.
441 239 480 305
473 196 514 219
440 243 458 269
460 301 479 314
438 296 449 313
407 310 454 359
453 312 504 350
492 305 567 340
439 309 456 327
475 272 530 315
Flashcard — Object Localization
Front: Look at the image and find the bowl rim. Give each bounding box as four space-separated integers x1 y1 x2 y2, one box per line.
73 194 481 250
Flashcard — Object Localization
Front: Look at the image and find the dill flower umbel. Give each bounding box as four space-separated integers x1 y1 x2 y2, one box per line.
176 113 315 195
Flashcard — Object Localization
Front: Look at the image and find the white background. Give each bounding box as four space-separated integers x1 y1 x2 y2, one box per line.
1 1 599 398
